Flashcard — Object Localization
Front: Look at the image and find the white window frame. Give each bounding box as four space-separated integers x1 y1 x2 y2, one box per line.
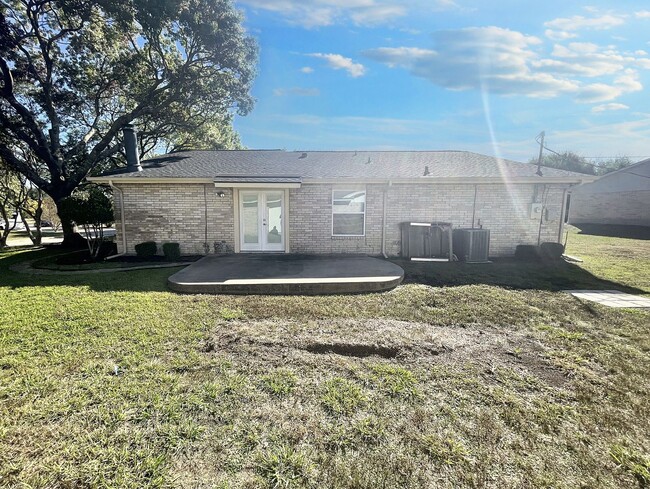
331 186 366 237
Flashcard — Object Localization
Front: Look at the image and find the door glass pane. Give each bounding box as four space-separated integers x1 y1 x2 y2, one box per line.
266 192 282 244
242 193 259 244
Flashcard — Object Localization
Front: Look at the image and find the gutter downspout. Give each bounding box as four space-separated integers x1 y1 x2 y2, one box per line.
381 181 391 258
106 180 128 259
471 184 478 228
558 186 571 243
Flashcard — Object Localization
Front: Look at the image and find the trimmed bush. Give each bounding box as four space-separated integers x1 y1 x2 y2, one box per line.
514 244 542 261
162 242 181 261
540 242 565 261
135 241 157 257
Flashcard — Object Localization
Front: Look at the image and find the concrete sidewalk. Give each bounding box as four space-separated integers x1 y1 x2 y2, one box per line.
565 290 650 308
168 254 404 295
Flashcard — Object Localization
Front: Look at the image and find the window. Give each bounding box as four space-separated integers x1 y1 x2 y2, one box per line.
332 187 366 236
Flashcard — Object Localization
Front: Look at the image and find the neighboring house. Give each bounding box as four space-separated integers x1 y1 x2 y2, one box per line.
569 158 650 227
89 127 595 257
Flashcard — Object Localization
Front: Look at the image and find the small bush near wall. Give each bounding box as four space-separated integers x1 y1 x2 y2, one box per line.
214 240 234 254
515 245 542 261
515 243 565 261
162 242 181 261
540 242 565 260
135 241 157 257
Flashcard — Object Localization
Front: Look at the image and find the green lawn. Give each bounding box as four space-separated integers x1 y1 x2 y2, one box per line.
1 228 649 488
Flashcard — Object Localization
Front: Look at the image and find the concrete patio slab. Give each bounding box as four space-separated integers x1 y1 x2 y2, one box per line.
168 254 404 295
564 289 650 308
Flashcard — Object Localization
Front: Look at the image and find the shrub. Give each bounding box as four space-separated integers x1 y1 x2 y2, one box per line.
135 241 157 257
58 187 113 258
514 244 542 261
540 242 565 260
162 242 181 261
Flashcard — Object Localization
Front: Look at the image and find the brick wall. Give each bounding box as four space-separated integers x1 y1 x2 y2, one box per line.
290 183 568 256
114 183 234 255
114 182 568 257
569 190 650 226
289 184 384 254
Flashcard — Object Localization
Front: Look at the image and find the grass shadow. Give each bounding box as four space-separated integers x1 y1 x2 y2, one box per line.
572 223 650 240
394 258 647 294
0 248 177 293
1 247 646 296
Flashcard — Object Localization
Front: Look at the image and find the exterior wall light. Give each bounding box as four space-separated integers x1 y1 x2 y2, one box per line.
216 191 226 198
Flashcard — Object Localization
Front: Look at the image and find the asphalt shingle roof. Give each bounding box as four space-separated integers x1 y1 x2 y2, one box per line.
98 150 589 181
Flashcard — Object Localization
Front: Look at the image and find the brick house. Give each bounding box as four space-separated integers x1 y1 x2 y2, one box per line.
569 158 650 227
90 128 595 257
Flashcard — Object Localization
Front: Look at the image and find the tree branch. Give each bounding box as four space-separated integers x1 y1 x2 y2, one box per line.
0 143 49 190
0 56 59 176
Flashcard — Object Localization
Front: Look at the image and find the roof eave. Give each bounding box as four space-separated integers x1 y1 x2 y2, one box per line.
89 175 594 185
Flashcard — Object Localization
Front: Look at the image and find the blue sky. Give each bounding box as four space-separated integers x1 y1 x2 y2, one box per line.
232 1 650 162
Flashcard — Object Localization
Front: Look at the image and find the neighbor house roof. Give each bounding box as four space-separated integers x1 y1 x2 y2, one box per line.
570 157 650 194
91 150 595 184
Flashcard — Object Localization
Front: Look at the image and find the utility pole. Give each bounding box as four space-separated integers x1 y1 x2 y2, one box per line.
536 131 545 176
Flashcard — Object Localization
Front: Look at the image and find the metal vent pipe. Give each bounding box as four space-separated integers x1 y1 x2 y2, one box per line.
122 124 142 172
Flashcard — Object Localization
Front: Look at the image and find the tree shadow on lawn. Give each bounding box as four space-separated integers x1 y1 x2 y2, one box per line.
1 248 645 296
572 223 650 240
394 258 646 295
0 248 174 293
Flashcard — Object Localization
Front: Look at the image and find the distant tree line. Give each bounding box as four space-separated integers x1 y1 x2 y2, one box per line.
530 151 634 175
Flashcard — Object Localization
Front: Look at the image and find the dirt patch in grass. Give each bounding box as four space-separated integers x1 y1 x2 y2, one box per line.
205 319 570 389
304 342 400 358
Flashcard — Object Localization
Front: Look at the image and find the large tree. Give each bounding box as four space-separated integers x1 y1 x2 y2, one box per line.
0 0 257 240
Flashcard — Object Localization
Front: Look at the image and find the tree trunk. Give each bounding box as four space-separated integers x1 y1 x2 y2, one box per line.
19 208 42 247
55 198 85 248
0 207 11 248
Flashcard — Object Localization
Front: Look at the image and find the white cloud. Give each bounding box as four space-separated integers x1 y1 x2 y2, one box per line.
300 66 314 74
273 87 321 97
349 4 407 25
635 10 650 19
236 0 453 27
364 26 650 103
544 13 626 32
544 30 578 41
575 83 624 103
365 27 568 98
533 43 650 78
308 53 366 77
592 103 629 113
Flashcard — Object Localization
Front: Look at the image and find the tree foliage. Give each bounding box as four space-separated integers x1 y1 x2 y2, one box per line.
530 152 634 176
58 186 113 257
0 0 257 207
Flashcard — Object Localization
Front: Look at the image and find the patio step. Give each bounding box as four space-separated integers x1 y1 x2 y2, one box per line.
167 254 404 295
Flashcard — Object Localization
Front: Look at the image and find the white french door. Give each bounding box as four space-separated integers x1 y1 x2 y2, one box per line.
239 190 285 251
